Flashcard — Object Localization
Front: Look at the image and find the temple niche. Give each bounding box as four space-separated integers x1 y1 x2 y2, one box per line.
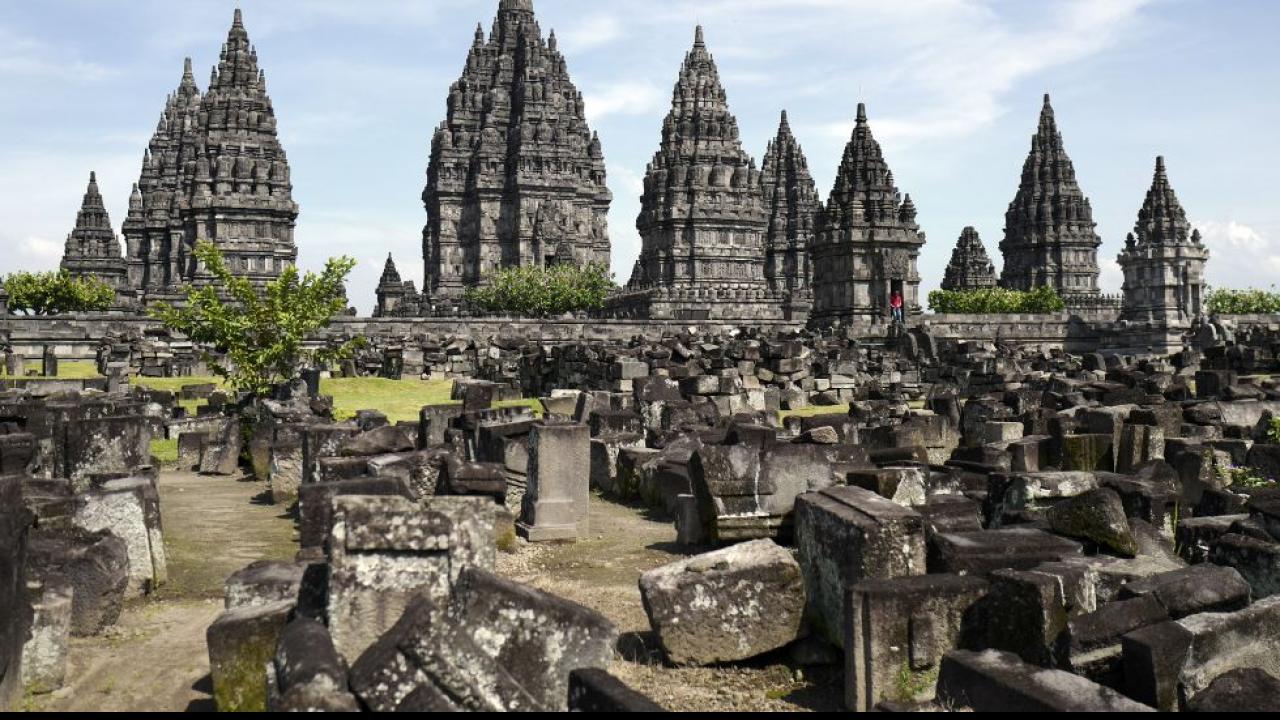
421 0 611 307
809 103 925 328
607 27 783 322
59 172 129 303
122 9 298 304
1111 156 1209 353
941 227 998 292
998 95 1102 300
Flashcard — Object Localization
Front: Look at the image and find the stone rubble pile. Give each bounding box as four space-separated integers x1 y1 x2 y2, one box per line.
0 383 173 704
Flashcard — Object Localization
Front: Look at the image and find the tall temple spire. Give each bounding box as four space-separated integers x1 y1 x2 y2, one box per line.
811 102 925 326
421 0 610 305
123 8 296 301
760 108 818 308
999 93 1102 296
611 26 782 321
1116 156 1209 341
61 171 127 291
941 227 997 291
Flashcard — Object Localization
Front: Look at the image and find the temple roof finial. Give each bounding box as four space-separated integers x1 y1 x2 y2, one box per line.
694 25 705 48
233 8 243 27
855 102 867 124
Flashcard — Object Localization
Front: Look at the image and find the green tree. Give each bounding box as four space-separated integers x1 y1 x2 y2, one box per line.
2 270 115 315
151 241 360 396
928 286 1065 314
1204 286 1280 315
463 262 616 316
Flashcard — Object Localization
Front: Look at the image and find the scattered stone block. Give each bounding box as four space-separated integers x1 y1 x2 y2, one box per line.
207 600 294 712
928 528 1082 576
327 495 494 662
935 649 1154 711
20 577 72 694
795 485 926 645
1045 488 1138 557
843 574 989 711
639 539 804 666
518 421 590 541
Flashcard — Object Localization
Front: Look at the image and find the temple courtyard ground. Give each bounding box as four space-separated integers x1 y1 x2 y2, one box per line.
24 471 842 712
20 366 847 711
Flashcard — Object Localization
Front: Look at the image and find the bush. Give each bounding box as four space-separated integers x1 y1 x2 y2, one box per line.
928 286 1065 314
2 270 115 315
1205 287 1280 315
463 263 616 316
151 241 361 396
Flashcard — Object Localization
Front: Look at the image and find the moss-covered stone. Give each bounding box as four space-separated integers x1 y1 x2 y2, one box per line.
206 600 293 712
1046 488 1137 557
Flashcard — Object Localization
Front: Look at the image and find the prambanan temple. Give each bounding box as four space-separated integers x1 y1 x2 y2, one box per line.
57 2 1214 351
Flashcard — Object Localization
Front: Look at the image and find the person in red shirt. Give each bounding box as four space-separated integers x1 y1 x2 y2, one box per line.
890 290 905 325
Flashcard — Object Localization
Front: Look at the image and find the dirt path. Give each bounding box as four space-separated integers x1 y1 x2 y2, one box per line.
31 472 297 712
495 494 842 712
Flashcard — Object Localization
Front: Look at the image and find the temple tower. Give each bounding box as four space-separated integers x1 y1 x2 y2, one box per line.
612 27 781 322
422 0 611 306
374 254 417 317
123 57 201 292
122 9 297 302
941 226 998 291
999 94 1101 298
810 103 925 327
60 172 128 290
761 110 819 318
1117 157 1209 327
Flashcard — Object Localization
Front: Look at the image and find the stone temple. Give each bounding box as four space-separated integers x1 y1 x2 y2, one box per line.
760 110 819 319
123 9 298 303
421 0 611 306
1112 156 1209 352
609 28 784 322
998 95 1102 299
373 254 418 318
810 103 926 327
940 226 998 292
59 172 127 294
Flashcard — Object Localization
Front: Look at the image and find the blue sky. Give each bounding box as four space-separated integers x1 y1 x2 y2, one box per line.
2 0 1277 314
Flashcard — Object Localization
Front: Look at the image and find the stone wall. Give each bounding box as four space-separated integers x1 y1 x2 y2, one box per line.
4 312 1280 363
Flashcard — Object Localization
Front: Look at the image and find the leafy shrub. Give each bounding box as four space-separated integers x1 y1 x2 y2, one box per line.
152 241 361 396
463 263 616 316
2 270 115 315
1204 286 1280 315
928 286 1065 314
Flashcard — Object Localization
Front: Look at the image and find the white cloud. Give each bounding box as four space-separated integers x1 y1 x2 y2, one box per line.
583 82 666 122
1195 219 1280 290
558 14 625 53
0 26 112 83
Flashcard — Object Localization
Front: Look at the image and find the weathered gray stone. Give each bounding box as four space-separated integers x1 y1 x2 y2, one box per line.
928 528 1082 576
207 599 294 712
350 568 617 712
20 577 72 695
73 478 165 594
1046 488 1139 557
518 421 590 541
26 528 128 637
327 494 494 662
267 617 359 712
795 485 926 646
224 560 306 610
935 649 1153 712
639 539 804 666
1123 596 1280 710
843 574 989 711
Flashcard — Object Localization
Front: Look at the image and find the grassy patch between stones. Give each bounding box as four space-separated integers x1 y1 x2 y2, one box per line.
150 438 179 465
